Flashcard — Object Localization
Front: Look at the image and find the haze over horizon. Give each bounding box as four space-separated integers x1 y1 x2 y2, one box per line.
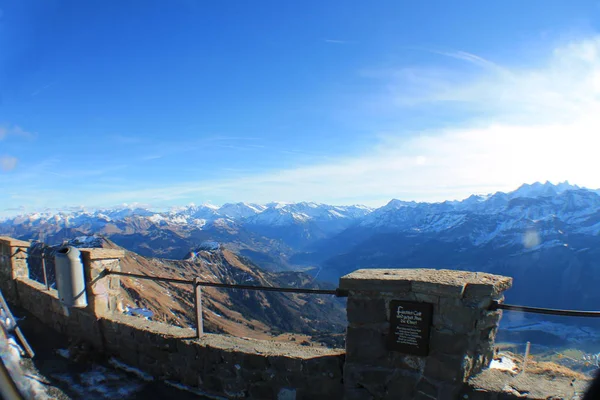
2 1 600 216
0 180 594 218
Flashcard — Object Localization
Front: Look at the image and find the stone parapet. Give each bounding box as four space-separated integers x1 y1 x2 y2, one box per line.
340 268 512 400
79 248 124 317
0 236 31 302
101 313 345 399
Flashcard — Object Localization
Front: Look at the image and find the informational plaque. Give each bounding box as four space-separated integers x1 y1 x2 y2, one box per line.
387 300 433 356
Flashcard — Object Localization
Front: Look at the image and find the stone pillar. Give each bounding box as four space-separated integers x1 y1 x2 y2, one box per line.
340 269 512 400
79 248 125 318
0 236 31 303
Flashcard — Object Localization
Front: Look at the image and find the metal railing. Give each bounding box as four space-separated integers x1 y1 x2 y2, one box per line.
105 270 348 340
491 301 600 318
1 249 57 292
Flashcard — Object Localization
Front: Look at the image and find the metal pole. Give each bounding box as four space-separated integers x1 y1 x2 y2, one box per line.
0 289 34 358
194 278 203 339
522 341 531 374
106 270 348 297
41 252 49 291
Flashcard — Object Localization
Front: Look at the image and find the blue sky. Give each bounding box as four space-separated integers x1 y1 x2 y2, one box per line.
2 0 600 216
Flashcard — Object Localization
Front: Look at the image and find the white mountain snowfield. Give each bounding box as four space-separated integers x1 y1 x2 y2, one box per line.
1 182 599 251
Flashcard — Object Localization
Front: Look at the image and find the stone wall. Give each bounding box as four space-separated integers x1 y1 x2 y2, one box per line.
101 313 344 399
0 237 345 399
0 236 31 303
0 236 519 399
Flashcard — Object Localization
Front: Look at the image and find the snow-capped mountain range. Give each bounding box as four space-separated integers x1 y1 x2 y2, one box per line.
3 181 600 310
1 181 599 253
2 181 593 232
1 201 373 230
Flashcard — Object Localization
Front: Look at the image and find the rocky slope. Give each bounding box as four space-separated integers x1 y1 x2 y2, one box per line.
27 238 346 348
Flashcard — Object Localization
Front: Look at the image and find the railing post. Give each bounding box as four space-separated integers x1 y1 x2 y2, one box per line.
0 237 31 304
522 341 531 374
194 277 203 339
41 252 50 291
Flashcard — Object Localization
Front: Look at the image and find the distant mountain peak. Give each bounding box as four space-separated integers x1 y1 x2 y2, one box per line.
510 180 582 199
384 199 416 209
265 201 291 209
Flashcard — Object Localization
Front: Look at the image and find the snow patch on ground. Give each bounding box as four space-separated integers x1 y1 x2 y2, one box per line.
0 305 49 399
123 305 154 320
56 348 70 359
52 365 145 400
490 356 518 373
165 380 228 400
108 357 154 382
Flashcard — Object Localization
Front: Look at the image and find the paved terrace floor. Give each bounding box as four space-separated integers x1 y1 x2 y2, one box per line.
8 306 212 400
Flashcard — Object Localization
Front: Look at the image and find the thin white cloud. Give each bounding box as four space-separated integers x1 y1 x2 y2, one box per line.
31 82 55 97
324 39 349 44
0 125 35 140
4 36 600 213
0 157 18 172
141 154 163 161
429 49 504 71
84 36 600 205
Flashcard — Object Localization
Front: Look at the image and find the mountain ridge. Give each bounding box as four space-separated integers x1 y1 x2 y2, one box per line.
3 180 600 313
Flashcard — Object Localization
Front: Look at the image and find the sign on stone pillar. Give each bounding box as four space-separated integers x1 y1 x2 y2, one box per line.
340 268 513 400
387 300 433 356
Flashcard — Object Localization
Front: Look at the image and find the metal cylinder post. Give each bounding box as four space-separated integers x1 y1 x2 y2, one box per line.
194 278 203 339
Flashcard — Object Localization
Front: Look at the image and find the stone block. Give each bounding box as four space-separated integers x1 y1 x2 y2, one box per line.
297 376 343 399
240 352 269 370
248 384 275 399
175 337 196 356
276 388 297 400
383 352 427 372
479 327 497 343
345 327 387 363
384 374 419 399
347 296 387 324
437 303 478 333
343 387 374 400
108 276 121 290
412 281 466 298
240 368 264 382
80 248 125 261
339 269 413 292
145 347 171 363
267 355 303 372
260 368 277 382
414 392 437 400
415 378 439 398
223 377 248 398
424 353 470 383
302 355 343 377
476 310 503 331
117 347 141 368
430 330 470 356
344 364 395 398
203 374 224 393
140 353 159 368
462 282 495 300
414 292 441 304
